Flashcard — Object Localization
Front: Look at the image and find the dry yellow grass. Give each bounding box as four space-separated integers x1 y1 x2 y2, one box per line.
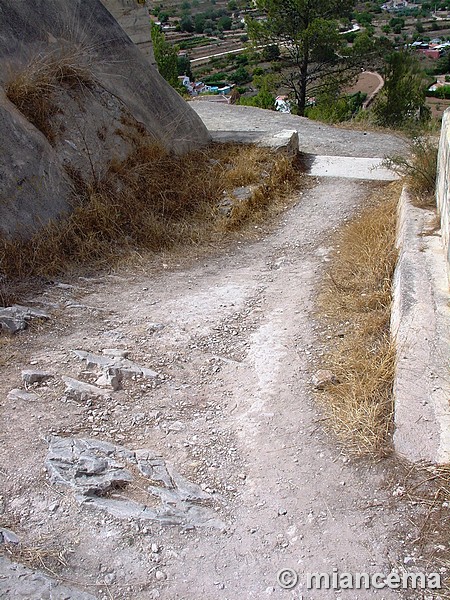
316 182 401 457
0 142 302 291
2 47 303 292
5 46 95 142
212 144 301 230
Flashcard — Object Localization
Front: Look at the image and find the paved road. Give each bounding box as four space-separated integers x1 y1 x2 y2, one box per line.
191 102 405 158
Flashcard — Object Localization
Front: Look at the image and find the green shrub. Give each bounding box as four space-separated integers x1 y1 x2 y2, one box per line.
383 137 438 202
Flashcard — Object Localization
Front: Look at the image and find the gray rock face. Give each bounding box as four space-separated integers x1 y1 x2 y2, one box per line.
0 97 73 239
46 436 224 528
0 0 210 239
0 305 49 334
99 0 156 65
0 555 97 600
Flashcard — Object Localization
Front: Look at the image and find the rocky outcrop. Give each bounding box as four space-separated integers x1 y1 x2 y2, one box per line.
0 0 210 239
100 0 156 65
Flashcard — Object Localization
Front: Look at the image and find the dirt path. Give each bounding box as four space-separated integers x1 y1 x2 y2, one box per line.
1 171 431 599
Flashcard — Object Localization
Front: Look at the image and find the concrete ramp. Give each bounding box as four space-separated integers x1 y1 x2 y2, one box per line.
308 155 399 181
190 103 401 181
191 102 405 158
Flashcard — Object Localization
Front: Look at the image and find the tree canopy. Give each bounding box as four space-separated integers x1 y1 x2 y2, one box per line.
151 22 180 90
246 0 357 115
373 50 430 128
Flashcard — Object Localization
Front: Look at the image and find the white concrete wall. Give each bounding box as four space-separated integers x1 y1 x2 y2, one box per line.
436 108 450 287
392 187 450 464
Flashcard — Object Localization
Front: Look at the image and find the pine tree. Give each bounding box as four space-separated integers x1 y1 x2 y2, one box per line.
151 22 180 90
246 0 356 115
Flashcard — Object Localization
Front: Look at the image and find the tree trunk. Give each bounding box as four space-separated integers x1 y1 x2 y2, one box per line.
297 56 309 116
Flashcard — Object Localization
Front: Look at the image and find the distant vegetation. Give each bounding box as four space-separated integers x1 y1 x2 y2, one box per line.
150 0 450 129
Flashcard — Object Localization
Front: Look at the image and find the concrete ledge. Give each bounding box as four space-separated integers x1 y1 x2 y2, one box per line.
436 108 450 286
206 129 399 180
308 156 398 181
392 187 450 464
207 129 299 157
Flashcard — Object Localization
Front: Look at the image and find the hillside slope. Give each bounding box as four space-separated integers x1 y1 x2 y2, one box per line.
0 0 210 239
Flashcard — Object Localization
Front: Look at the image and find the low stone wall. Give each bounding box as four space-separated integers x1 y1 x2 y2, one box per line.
437 108 450 287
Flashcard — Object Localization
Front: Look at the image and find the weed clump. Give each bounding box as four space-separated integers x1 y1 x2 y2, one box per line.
383 137 438 206
316 183 400 457
5 47 95 142
0 142 302 286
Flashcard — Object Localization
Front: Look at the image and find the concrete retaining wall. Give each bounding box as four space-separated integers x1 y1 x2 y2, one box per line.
392 187 450 464
437 108 450 287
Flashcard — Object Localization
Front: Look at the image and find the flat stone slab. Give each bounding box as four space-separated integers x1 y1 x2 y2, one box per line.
0 555 97 600
21 370 54 385
308 155 399 181
62 376 112 401
392 187 450 464
46 437 224 528
7 389 39 402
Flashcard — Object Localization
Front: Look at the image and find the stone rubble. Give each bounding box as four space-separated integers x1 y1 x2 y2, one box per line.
311 369 339 389
0 305 49 334
147 323 165 333
46 437 225 529
219 185 255 216
62 376 112 402
0 527 19 544
73 349 158 381
21 370 54 385
101 348 130 358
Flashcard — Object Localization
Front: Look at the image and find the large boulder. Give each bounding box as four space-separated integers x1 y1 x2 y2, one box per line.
0 0 210 238
99 0 156 65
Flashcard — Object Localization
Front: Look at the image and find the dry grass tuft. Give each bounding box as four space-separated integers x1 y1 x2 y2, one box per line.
0 142 302 288
390 461 450 597
5 46 95 142
316 182 401 457
383 137 438 207
217 145 301 230
2 539 70 573
213 144 274 187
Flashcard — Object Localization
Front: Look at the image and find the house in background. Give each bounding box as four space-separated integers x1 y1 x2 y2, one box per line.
275 95 291 113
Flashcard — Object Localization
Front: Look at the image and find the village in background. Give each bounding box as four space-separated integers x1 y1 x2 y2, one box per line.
130 0 450 119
